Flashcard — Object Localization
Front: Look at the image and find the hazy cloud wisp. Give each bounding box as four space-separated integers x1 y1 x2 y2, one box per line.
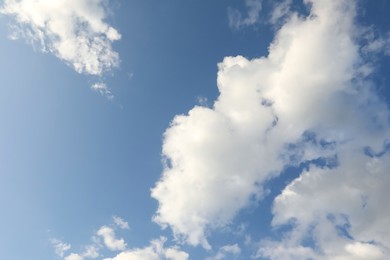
228 0 263 29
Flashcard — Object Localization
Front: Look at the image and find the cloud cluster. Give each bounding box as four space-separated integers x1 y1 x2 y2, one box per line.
52 216 125 260
61 243 99 260
259 150 390 259
97 226 127 251
0 0 121 76
207 244 241 260
91 82 114 99
53 216 188 260
51 239 71 258
103 237 188 260
152 0 390 258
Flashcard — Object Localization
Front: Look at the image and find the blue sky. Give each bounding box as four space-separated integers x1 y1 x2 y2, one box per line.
1 0 390 259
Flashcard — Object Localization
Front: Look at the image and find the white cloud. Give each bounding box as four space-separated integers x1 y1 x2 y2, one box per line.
208 244 241 260
91 82 114 100
262 147 390 259
345 242 385 259
97 226 127 251
164 247 189 260
53 222 188 260
0 0 121 76
196 96 209 107
53 218 155 260
51 238 71 257
65 253 84 260
228 0 262 29
113 216 130 230
152 0 390 258
103 237 188 260
256 240 317 260
52 238 100 260
361 31 390 57
270 0 292 25
82 245 100 259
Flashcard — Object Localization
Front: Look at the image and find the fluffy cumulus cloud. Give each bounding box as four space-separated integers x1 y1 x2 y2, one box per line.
0 0 121 76
97 226 127 251
152 0 390 258
207 244 241 260
259 150 390 259
58 246 99 260
65 253 85 260
103 237 188 260
53 216 126 260
53 217 188 260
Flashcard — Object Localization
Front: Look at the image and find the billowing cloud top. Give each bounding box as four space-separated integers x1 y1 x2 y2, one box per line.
0 0 121 76
152 0 390 258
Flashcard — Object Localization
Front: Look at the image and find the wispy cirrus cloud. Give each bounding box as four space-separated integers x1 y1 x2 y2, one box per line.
152 1 390 259
269 0 292 25
0 0 121 76
113 216 130 230
228 0 263 29
91 82 114 100
51 238 71 258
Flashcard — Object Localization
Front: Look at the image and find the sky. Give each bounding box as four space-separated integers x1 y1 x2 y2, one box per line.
0 0 390 259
